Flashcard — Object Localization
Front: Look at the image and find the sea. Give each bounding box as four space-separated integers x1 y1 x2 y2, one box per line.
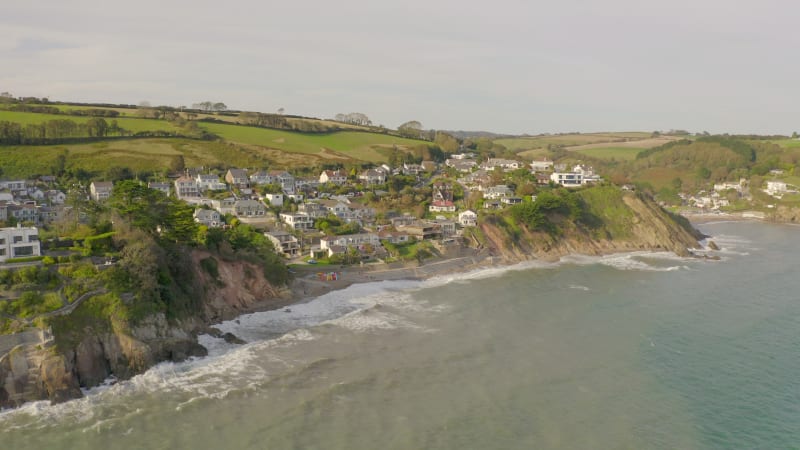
2 220 799 449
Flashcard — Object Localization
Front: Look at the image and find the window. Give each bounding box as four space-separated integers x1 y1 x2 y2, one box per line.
0 249 5 256
28 235 38 242
13 246 33 256
0 238 5 245
13 236 22 243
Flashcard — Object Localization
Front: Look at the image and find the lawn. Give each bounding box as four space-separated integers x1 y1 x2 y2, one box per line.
497 132 652 152
199 122 428 162
771 139 800 149
569 146 644 161
0 139 271 178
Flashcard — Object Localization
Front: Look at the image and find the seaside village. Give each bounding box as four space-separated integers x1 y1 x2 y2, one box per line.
0 153 791 264
0 154 602 264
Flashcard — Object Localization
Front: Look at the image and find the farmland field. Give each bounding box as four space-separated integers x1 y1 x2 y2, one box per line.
198 122 427 162
569 146 644 161
499 132 652 152
0 110 181 133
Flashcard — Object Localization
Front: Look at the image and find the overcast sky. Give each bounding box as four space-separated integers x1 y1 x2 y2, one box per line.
2 1 798 135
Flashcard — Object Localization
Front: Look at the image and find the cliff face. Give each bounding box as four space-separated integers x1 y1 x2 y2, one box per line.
479 191 703 261
0 251 286 408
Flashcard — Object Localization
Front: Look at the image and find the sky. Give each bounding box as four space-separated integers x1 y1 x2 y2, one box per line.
2 0 799 135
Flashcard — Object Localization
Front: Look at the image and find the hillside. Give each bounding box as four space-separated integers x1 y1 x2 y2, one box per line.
475 186 702 261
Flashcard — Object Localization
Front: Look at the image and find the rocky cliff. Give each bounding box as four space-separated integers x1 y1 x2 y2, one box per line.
0 251 288 409
477 189 703 261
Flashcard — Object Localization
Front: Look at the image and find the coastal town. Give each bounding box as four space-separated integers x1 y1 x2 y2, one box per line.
0 153 608 265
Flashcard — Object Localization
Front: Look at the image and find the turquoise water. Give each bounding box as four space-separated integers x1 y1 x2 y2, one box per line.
1 221 798 449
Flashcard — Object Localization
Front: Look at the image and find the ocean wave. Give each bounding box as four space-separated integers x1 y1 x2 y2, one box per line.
561 252 692 272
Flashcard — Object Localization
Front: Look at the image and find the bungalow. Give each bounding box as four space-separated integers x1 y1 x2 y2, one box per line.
320 233 381 250
378 229 411 244
265 231 300 257
231 199 267 218
279 212 314 230
397 221 441 240
445 159 477 173
89 181 113 202
529 158 554 172
174 176 200 198
458 210 478 227
193 209 222 228
225 169 249 188
481 158 522 172
319 170 348 185
358 169 387 185
501 196 523 205
429 201 456 213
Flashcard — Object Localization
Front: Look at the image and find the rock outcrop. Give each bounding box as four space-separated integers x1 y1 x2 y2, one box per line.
0 252 285 408
479 191 703 261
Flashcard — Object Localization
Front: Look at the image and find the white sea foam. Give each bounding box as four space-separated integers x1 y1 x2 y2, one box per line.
561 252 691 272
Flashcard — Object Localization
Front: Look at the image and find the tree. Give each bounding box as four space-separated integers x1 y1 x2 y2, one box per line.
398 120 423 139
335 112 372 126
169 155 185 174
212 102 227 112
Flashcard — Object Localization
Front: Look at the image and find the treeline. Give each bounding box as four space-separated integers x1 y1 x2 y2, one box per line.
0 118 122 144
0 115 216 145
7 103 121 118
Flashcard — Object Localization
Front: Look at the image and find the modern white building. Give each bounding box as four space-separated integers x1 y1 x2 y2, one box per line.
550 172 583 187
280 212 315 230
0 226 41 262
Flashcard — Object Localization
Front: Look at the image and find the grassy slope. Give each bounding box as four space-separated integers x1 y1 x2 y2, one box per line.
502 132 652 153
198 122 427 162
0 110 181 133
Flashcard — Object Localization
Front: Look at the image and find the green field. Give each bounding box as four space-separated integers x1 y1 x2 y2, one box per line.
0 138 279 178
199 122 427 162
0 110 181 133
570 146 644 161
771 139 800 149
498 132 652 152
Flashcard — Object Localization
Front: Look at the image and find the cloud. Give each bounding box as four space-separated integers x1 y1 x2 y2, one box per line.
1 0 799 134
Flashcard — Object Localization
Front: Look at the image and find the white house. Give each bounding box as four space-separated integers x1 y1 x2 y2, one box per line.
89 181 113 201
529 158 554 172
280 212 314 230
174 176 200 198
766 180 788 196
481 158 522 171
249 171 274 185
550 172 583 187
482 185 513 200
196 174 227 191
263 193 284 207
458 210 478 227
0 226 41 262
358 169 387 185
320 233 380 250
319 170 348 185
